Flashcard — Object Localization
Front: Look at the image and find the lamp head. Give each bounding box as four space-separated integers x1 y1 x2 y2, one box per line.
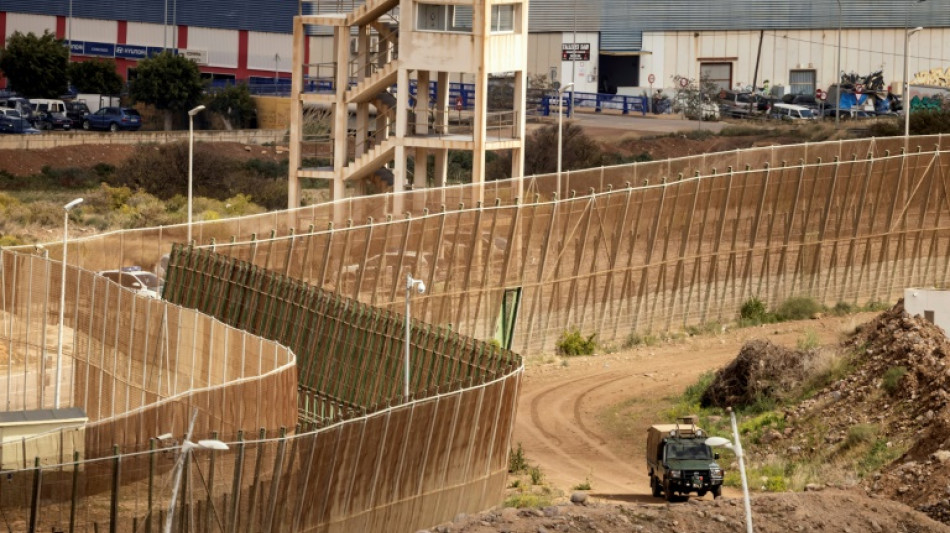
908 26 923 36
64 198 83 210
705 436 734 450
416 281 426 295
188 104 206 116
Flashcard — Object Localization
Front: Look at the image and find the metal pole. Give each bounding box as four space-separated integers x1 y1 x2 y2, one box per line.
68 0 73 61
187 105 205 244
55 198 83 409
904 27 922 137
556 83 574 199
835 0 841 129
188 113 194 244
570 0 576 117
730 409 754 533
404 274 411 399
164 0 168 49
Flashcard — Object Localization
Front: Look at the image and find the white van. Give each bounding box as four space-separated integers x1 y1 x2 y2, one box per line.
29 98 67 115
769 103 817 121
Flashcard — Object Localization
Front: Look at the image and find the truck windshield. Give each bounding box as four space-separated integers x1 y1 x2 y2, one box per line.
666 441 712 460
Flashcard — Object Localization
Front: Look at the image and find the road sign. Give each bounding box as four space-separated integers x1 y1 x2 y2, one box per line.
815 88 826 100
855 83 864 95
455 96 463 111
647 74 656 84
678 77 689 88
561 43 590 62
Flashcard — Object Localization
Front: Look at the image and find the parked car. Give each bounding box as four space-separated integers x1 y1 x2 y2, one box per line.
781 93 820 110
717 90 769 118
769 103 818 121
64 100 91 128
97 267 163 299
33 110 72 130
83 106 142 132
0 108 41 134
0 97 34 124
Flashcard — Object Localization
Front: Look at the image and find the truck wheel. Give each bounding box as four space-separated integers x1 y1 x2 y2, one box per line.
698 490 707 498
651 477 661 498
109 122 119 133
712 486 722 499
83 120 91 131
664 481 675 502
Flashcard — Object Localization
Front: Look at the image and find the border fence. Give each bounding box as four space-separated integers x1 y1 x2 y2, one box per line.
1 135 949 531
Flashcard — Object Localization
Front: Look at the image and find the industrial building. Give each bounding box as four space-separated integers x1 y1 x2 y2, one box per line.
3 1 950 97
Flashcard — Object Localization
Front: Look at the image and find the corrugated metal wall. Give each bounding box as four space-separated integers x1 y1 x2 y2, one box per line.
247 31 294 71
190 26 240 68
5 0 950 48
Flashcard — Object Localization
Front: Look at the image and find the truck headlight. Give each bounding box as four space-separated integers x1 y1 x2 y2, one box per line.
670 470 681 478
711 468 723 477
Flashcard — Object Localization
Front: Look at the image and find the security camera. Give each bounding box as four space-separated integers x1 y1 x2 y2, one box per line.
416 281 426 295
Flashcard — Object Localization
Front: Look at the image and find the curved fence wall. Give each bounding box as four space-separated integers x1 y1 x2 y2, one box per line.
0 250 298 459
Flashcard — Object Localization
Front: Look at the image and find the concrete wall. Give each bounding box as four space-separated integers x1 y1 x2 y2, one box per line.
0 129 285 151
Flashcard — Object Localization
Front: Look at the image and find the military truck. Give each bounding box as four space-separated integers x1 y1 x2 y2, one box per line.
646 416 724 501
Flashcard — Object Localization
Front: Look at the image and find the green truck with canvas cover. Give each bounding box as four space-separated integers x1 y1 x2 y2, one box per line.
646 416 723 501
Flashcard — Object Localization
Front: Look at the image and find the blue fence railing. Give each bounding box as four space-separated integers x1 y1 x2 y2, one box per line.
232 79 651 118
538 92 649 116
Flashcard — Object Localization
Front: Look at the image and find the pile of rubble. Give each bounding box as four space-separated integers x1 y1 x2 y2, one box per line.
766 300 950 523
700 339 815 409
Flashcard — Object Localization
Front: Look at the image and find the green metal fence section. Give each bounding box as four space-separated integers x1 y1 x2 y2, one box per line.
162 244 522 425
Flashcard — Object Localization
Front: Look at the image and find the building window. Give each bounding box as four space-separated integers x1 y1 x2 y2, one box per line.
700 63 732 92
416 4 473 32
491 5 515 32
789 70 816 95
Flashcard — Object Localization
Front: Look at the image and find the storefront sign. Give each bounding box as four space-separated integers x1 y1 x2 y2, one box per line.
561 42 590 61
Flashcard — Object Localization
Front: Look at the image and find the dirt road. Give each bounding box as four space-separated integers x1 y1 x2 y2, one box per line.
513 312 875 501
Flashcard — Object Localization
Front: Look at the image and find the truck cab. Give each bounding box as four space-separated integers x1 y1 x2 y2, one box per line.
647 416 724 501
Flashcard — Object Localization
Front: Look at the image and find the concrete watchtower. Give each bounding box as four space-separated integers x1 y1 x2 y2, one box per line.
287 0 529 208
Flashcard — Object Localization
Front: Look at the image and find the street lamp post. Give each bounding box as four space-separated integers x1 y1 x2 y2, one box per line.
54 198 83 409
187 105 206 245
556 82 575 199
404 274 426 399
68 0 73 61
706 408 753 533
835 0 841 129
904 26 923 137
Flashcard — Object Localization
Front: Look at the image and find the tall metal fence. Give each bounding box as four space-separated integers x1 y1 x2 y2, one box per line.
0 250 298 458
161 244 521 426
198 137 950 353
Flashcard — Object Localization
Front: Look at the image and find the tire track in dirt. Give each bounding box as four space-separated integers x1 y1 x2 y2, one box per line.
514 314 873 502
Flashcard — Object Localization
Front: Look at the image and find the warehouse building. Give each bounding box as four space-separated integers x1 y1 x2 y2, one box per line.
2 1 950 97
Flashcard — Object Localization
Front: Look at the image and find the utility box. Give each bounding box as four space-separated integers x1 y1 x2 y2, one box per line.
904 288 950 337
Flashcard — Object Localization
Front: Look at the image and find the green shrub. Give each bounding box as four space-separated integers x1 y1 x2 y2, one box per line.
831 301 853 316
842 424 878 450
796 329 820 351
529 465 544 485
739 296 774 325
623 332 659 348
866 119 902 138
775 297 822 321
556 329 597 356
882 366 908 395
508 443 528 474
0 235 24 246
572 476 592 491
685 321 722 336
683 372 715 406
859 438 903 475
504 492 551 509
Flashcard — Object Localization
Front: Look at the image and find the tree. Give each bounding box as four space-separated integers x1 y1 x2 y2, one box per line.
67 58 123 95
206 83 257 130
128 52 205 130
0 31 69 97
486 122 603 181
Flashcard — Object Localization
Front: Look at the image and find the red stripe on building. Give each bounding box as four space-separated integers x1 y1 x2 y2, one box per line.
0 12 6 88
237 30 249 82
56 16 66 39
177 25 187 49
115 20 132 81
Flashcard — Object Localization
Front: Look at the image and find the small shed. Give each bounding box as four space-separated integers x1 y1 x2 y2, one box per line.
904 288 950 338
0 407 87 469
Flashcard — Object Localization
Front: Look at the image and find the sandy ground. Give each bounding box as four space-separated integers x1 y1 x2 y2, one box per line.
512 312 877 501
